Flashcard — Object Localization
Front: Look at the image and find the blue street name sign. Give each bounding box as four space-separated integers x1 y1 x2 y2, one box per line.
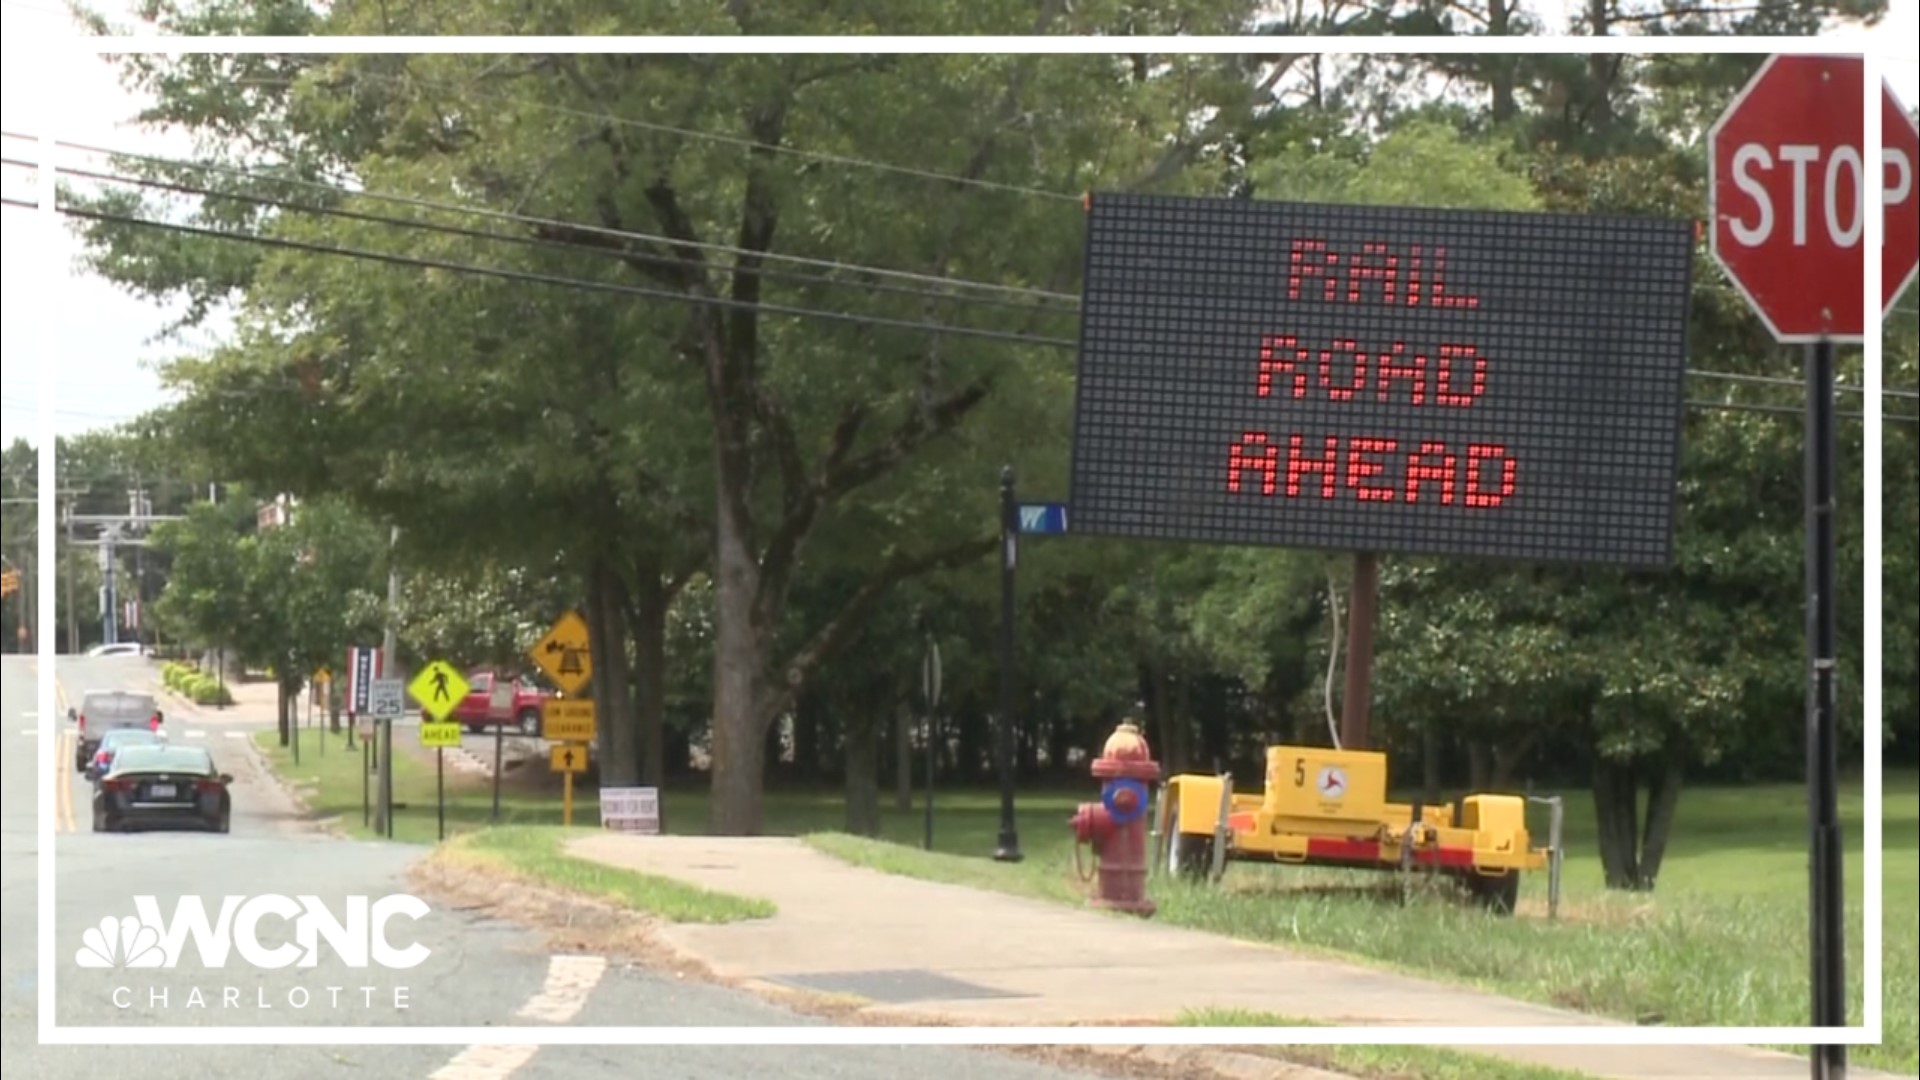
1017 503 1069 536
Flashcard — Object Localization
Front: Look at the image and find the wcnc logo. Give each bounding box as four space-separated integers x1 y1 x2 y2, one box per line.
75 894 432 971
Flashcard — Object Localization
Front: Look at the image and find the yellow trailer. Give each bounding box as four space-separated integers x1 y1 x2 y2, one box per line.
1154 745 1562 915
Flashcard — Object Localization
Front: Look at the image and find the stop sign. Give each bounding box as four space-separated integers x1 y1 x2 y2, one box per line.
1709 54 1920 343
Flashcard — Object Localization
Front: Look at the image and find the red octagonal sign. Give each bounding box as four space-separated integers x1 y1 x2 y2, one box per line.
1709 54 1920 343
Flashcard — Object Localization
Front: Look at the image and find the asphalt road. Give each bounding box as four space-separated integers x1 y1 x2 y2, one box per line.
2 655 1122 1080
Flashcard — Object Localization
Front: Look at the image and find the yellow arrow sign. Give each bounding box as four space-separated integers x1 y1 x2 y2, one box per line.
549 743 588 774
420 722 463 748
408 660 471 724
530 611 593 697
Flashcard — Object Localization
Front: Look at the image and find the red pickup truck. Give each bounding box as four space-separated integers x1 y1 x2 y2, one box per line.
423 670 554 737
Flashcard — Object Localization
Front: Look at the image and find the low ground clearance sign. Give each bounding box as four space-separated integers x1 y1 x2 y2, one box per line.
1067 195 1695 567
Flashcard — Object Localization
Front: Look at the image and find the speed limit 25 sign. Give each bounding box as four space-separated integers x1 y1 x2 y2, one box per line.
1708 54 1920 343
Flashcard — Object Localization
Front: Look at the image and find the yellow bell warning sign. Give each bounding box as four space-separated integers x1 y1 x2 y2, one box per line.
530 611 593 697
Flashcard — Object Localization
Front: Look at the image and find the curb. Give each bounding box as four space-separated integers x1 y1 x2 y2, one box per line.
235 728 350 840
405 853 1367 1080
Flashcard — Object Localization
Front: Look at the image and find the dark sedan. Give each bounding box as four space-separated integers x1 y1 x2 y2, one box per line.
92 745 232 834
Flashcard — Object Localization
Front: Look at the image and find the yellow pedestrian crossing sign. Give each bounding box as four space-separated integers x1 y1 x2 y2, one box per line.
531 611 593 697
409 660 470 724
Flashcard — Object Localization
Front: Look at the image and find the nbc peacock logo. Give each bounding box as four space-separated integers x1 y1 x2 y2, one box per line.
75 915 168 970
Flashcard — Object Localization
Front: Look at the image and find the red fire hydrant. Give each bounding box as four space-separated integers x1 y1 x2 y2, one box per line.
1069 720 1161 917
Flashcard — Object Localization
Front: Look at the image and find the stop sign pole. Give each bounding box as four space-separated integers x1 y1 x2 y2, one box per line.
1710 55 1915 1080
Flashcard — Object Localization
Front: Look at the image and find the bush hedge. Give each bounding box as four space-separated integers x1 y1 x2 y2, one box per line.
161 661 233 706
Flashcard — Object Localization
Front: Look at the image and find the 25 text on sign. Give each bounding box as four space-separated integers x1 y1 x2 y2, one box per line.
1067 194 1694 568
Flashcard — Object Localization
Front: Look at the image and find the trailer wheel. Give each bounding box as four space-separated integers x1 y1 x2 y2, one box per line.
1467 870 1520 915
1166 802 1214 881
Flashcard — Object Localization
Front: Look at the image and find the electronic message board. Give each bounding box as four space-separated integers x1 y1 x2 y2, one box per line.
1067 194 1694 567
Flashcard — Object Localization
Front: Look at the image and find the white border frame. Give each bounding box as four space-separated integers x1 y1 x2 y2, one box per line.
30 32 1889 1049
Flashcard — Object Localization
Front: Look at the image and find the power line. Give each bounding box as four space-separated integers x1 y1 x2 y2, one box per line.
5 156 1077 322
1689 369 1920 401
223 67 1083 205
0 195 1082 351
9 144 1918 416
1686 398 1917 426
6 133 1081 306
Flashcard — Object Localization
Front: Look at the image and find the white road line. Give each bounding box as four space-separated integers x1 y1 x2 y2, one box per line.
224 731 248 740
427 1045 540 1080
18 728 38 736
429 955 607 1080
184 730 209 738
515 955 608 1023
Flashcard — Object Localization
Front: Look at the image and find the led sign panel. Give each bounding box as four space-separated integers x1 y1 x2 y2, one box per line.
1067 194 1693 567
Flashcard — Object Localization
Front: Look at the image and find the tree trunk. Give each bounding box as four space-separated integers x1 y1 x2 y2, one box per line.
1487 0 1517 123
276 680 292 747
956 696 984 783
1421 723 1441 804
1467 738 1492 792
585 558 638 787
1637 755 1685 889
789 686 817 779
629 568 669 792
893 699 914 812
1591 760 1643 890
1490 730 1539 792
1046 707 1072 779
843 707 882 837
708 500 769 834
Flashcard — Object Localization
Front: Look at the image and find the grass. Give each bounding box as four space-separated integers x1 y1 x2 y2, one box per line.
803 775 1920 1077
1180 1009 1599 1080
433 825 774 923
250 729 1916 1073
255 729 773 922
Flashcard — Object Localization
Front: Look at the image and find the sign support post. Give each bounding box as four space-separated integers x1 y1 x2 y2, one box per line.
437 746 447 842
361 736 370 827
563 769 574 828
1807 337 1845 1080
1339 552 1379 750
381 717 394 839
993 465 1022 864
1704 57 1915 1077
492 721 504 824
923 636 943 852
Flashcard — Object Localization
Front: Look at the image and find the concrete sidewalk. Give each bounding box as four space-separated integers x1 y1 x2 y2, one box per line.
568 834 1902 1080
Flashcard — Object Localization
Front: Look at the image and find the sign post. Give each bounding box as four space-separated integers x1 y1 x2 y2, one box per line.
993 467 1022 864
922 637 943 852
408 661 469 842
533 614 597 832
1707 54 1915 1080
549 743 588 825
487 677 514 823
543 701 596 829
418 719 462 841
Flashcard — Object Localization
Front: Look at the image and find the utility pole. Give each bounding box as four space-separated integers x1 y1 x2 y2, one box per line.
68 499 180 654
373 524 402 839
55 486 87 655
